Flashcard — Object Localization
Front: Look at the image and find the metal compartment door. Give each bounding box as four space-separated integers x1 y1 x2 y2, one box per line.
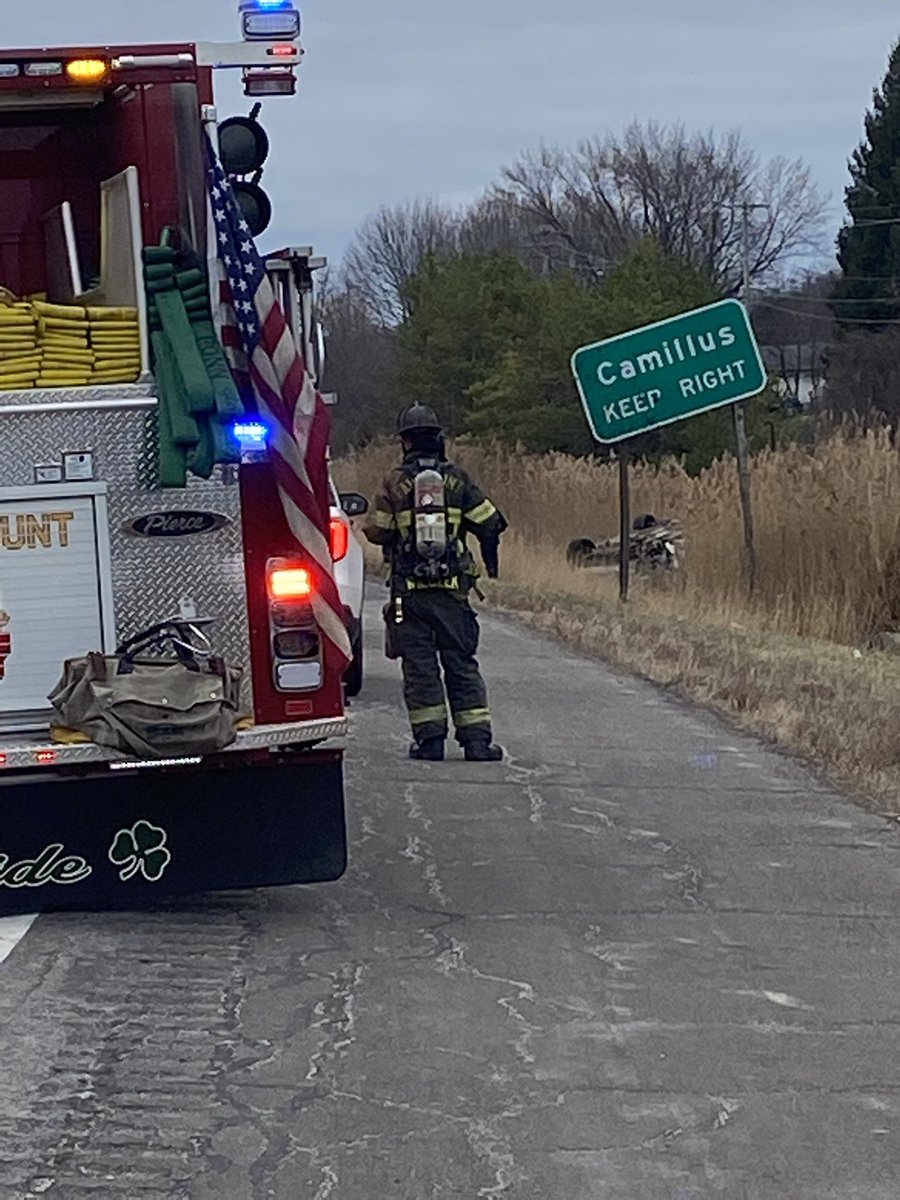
0 483 114 726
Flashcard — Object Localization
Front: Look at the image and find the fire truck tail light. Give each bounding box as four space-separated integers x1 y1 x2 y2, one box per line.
270 600 313 629
268 562 313 602
330 517 349 563
35 750 56 765
0 754 7 769
266 557 323 690
273 629 319 660
66 59 110 83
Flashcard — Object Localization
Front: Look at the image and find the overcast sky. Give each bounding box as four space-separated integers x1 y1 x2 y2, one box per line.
6 2 900 273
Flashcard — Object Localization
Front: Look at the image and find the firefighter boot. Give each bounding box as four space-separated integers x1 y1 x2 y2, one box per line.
464 737 504 763
409 737 445 762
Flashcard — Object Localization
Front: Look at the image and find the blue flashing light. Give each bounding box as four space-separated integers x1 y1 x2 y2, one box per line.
239 0 301 41
233 420 270 448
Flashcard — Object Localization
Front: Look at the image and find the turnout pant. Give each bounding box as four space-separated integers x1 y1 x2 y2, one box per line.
393 589 493 746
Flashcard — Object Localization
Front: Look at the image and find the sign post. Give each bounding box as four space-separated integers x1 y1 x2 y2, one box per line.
618 446 630 602
571 298 767 599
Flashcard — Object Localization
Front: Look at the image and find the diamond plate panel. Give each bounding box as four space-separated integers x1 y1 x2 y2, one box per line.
0 382 156 406
0 716 347 768
0 396 253 709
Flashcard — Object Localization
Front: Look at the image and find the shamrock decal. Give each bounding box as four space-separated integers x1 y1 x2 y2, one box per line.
109 821 172 883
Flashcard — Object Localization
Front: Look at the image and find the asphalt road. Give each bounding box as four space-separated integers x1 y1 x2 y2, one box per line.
2 598 900 1199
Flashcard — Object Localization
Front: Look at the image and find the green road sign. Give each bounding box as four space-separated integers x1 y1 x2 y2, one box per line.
570 298 767 445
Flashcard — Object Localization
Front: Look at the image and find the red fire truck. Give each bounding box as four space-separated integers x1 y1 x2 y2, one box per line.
0 8 351 912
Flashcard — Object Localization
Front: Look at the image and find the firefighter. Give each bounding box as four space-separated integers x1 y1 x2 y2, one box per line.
363 404 508 762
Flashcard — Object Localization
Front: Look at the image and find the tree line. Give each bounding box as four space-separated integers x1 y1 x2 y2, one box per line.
322 42 900 468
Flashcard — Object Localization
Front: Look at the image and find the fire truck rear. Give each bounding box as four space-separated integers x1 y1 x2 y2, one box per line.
0 7 349 912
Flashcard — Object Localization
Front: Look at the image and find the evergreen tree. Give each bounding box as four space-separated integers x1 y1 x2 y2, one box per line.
834 39 900 326
394 253 539 436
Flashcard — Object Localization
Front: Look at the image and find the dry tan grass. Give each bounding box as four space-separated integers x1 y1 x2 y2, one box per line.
335 430 900 807
485 578 900 810
337 429 900 645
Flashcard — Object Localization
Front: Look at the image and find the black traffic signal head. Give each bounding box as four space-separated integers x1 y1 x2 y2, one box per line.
217 113 273 237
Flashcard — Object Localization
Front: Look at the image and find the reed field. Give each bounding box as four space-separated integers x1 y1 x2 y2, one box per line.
335 428 900 806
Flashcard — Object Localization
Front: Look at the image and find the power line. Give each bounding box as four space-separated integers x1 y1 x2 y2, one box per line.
758 294 900 304
754 301 900 325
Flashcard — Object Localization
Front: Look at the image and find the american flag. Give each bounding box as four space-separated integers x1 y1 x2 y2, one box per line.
205 135 351 668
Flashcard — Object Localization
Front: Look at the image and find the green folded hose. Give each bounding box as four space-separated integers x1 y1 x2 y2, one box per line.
142 237 245 487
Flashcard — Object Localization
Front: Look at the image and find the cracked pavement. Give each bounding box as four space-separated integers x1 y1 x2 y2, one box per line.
2 600 900 1197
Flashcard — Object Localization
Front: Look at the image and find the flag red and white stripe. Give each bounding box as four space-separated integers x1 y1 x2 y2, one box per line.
205 136 351 668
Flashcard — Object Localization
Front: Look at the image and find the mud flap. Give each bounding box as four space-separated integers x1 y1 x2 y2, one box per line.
0 750 346 915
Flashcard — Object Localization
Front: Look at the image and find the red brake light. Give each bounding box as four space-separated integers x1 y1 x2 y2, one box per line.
268 563 314 601
330 517 349 563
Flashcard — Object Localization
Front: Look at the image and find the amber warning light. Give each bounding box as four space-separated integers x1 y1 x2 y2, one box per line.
66 59 110 83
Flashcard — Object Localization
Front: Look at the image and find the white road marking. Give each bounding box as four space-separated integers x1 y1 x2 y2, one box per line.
0 914 37 965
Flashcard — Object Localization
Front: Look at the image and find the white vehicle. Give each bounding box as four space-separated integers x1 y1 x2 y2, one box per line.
329 481 367 697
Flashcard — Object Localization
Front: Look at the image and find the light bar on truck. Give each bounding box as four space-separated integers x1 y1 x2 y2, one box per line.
239 0 302 41
25 62 63 77
66 59 110 83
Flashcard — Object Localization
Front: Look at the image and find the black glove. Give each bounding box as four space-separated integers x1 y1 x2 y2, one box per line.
485 513 508 579
481 534 500 580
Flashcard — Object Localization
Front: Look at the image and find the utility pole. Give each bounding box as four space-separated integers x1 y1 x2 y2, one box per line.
618 445 631 603
731 199 767 596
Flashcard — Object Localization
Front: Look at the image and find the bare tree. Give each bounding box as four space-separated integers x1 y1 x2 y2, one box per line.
343 199 460 325
319 278 398 451
494 122 829 292
458 190 588 278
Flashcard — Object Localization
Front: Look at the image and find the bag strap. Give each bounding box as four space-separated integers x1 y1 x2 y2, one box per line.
116 619 215 673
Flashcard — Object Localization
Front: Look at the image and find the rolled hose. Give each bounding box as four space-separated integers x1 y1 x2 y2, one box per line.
142 239 244 487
